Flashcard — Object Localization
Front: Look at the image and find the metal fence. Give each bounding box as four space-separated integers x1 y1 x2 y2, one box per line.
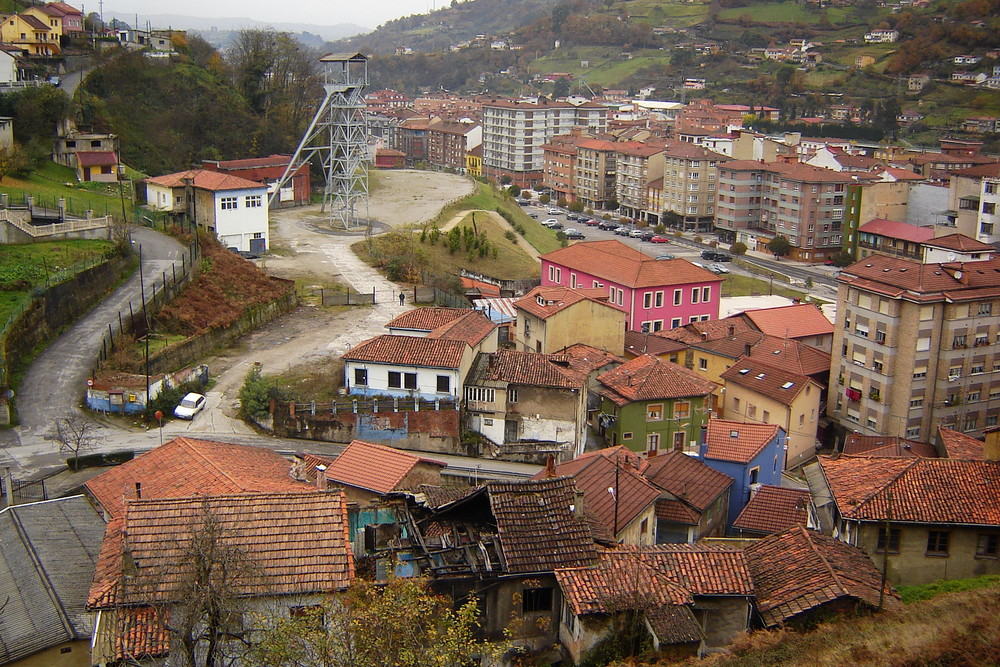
288 397 458 416
0 477 47 506
313 285 462 307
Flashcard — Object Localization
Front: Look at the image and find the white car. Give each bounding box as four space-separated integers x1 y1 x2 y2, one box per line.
628 228 645 238
708 262 731 274
542 218 559 226
174 392 206 420
547 208 561 215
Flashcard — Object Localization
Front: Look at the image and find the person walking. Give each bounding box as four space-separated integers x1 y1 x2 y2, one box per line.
399 291 405 306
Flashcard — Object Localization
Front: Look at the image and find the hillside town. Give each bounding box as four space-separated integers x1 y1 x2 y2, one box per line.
0 1 997 666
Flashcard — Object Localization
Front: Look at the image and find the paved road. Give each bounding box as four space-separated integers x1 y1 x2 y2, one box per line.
12 226 186 443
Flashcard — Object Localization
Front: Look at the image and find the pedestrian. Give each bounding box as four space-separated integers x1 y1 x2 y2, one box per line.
399 292 405 306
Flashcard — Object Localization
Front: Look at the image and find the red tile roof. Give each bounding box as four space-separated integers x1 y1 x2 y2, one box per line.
106 607 171 662
514 285 623 320
556 343 625 376
657 315 756 345
541 240 722 289
732 485 811 535
690 330 765 359
745 336 831 377
924 233 995 253
744 526 900 627
598 354 716 405
425 310 497 346
556 553 693 617
76 151 119 166
484 349 585 389
208 154 291 169
322 439 445 494
85 437 313 520
639 544 755 596
741 303 833 339
720 357 815 407
145 168 266 192
937 426 985 460
818 456 1000 525
642 450 733 514
535 453 661 537
385 307 474 332
342 334 468 369
843 434 938 458
838 254 1000 300
487 477 598 573
857 219 935 244
704 419 782 463
624 330 689 357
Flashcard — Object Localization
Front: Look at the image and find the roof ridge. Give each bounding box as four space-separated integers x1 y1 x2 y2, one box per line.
175 437 247 492
852 458 919 516
796 527 850 598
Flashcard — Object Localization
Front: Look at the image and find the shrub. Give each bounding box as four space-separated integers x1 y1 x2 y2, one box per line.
694 235 704 243
239 365 291 420
504 230 517 242
731 241 748 256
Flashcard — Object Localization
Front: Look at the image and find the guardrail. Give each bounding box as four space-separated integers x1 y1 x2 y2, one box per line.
0 209 112 238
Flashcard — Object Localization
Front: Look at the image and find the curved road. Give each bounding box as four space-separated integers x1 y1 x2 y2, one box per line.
13 226 185 442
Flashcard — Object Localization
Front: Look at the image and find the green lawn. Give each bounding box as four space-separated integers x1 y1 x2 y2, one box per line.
420 212 541 280
897 575 1000 605
720 272 809 301
0 161 135 219
717 1 856 24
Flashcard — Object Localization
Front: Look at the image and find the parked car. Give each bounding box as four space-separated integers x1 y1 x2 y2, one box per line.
640 231 656 241
655 253 676 260
548 207 561 215
529 212 539 218
543 219 564 229
701 250 732 262
650 235 671 243
516 198 530 205
581 217 599 226
708 262 730 274
614 226 632 236
692 261 707 269
597 220 619 230
628 228 644 238
563 229 586 240
566 213 579 221
174 392 206 420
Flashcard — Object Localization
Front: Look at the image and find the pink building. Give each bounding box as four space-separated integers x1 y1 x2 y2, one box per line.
539 240 723 333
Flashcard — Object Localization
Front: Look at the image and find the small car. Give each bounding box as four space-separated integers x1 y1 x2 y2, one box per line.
174 392 206 420
708 262 730 274
566 213 579 221
581 217 600 226
640 230 656 241
650 235 671 243
542 218 559 226
548 207 561 215
655 253 676 260
563 229 586 240
597 220 619 230
628 228 645 238
529 212 539 218
614 226 631 236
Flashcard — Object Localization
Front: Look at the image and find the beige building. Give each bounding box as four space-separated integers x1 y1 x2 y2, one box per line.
0 13 59 55
645 138 727 232
829 254 1000 442
514 285 626 355
575 138 621 209
615 141 665 221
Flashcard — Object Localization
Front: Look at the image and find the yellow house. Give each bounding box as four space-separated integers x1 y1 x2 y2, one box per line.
514 285 626 355
0 14 59 55
683 330 766 418
720 356 822 470
21 6 65 40
466 144 482 178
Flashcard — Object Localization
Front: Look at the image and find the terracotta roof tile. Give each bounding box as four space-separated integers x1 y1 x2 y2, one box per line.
843 434 938 458
385 307 474 333
76 151 119 166
487 477 598 573
745 336 831 376
655 497 702 525
535 454 661 536
541 240 722 289
342 334 468 369
741 303 833 339
924 234 995 253
704 418 782 463
642 450 733 513
839 254 1000 298
656 315 756 345
732 485 811 535
691 330 765 359
819 456 1000 525
323 440 445 494
639 544 755 596
646 605 705 645
85 437 313 520
484 349 585 389
556 553 693 617
556 343 625 375
937 426 985 460
145 168 266 192
514 285 624 320
720 357 815 407
744 526 900 627
857 219 935 243
598 354 716 405
624 330 689 357
425 310 497 346
108 607 171 662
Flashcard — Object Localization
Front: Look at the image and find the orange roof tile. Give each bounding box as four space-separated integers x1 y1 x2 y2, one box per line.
843 434 938 458
745 336 831 376
342 334 468 369
741 303 833 339
732 485 811 535
556 553 694 617
642 450 733 513
704 419 782 463
937 426 985 460
744 526 900 627
639 544 755 596
483 349 585 389
720 357 816 407
599 354 716 405
857 219 935 243
624 330 689 357
145 168 266 192
838 254 1000 299
514 285 623 320
85 437 313 520
656 315 756 345
385 307 473 332
323 440 445 494
924 234 995 253
556 343 625 376
425 310 497 346
541 240 722 289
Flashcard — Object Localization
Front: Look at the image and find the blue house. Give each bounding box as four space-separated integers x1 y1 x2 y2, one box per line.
698 418 787 530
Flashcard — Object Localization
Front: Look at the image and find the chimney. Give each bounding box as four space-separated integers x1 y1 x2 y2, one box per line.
745 343 753 357
749 482 762 499
701 331 709 340
315 464 327 490
985 429 1000 462
573 489 586 519
134 482 142 499
728 325 735 336
544 454 557 478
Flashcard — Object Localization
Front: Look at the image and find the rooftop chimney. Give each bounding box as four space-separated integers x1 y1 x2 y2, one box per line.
315 465 328 490
985 429 1000 462
544 454 557 478
135 482 142 499
573 489 586 519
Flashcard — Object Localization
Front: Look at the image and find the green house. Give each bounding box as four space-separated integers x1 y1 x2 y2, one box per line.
597 354 716 456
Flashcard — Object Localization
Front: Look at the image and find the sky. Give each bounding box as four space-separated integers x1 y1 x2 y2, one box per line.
103 0 441 29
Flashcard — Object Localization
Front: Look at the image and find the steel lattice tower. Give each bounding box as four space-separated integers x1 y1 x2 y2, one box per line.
270 52 370 229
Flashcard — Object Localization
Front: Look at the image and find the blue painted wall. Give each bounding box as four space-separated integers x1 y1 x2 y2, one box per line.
699 428 786 531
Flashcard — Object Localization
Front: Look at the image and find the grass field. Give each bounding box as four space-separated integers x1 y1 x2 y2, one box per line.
720 272 809 301
717 1 856 24
0 161 135 219
420 212 541 279
529 48 671 88
626 0 710 27
897 575 1000 605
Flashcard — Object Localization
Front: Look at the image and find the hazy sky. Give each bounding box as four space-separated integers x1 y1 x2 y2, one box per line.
103 0 442 28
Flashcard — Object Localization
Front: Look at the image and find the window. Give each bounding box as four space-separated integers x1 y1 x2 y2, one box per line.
622 431 633 440
749 467 759 484
910 398 923 409
436 375 451 393
220 197 238 210
643 292 653 309
691 288 700 304
655 291 664 308
674 402 690 419
977 534 999 559
926 530 950 556
354 368 368 386
978 303 993 316
916 337 931 352
388 371 401 388
404 373 417 390
732 397 740 412
875 329 886 344
988 416 999 427
906 426 921 438
522 587 553 613
671 318 682 328
646 432 660 451
640 518 649 535
913 367 927 380
747 404 757 419
953 335 967 349
466 386 496 403
646 404 664 421
698 357 708 370
508 388 518 403
876 527 901 554
702 286 710 302
245 194 262 208
673 289 682 306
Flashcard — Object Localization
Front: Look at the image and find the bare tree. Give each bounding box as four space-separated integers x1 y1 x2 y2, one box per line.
56 414 95 471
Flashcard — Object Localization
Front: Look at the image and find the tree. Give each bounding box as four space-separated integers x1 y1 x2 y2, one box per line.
768 234 791 259
553 77 570 98
250 577 507 667
0 143 29 183
56 414 95 471
832 250 855 267
568 200 585 213
730 241 748 256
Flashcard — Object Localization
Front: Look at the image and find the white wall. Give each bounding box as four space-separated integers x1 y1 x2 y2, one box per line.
212 187 269 252
344 360 461 401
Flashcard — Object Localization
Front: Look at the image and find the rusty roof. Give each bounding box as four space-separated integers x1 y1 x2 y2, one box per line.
624 330 689 358
556 343 625 375
642 450 733 513
598 354 716 405
342 334 468 369
85 437 313 520
732 485 811 535
838 254 1000 300
843 434 938 458
541 240 722 289
744 526 900 627
323 440 445 495
819 456 1000 525
656 315 756 345
704 419 782 464
487 477 598 574
556 552 693 617
924 234 995 253
483 349 585 389
937 426 985 460
639 544 754 596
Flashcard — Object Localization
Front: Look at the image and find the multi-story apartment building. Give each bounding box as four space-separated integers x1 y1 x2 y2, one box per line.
946 163 1000 246
396 116 431 164
828 254 1000 443
715 161 856 263
364 89 413 115
481 98 608 188
575 138 620 209
615 142 665 220
645 139 727 232
426 118 481 172
541 134 584 203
